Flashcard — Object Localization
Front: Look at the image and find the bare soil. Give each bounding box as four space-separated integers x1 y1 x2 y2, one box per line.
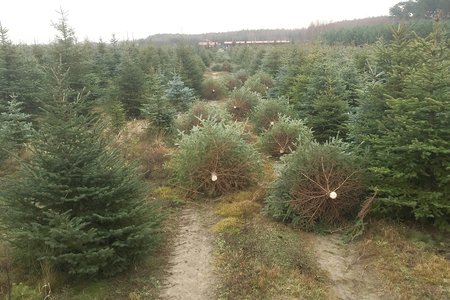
159 204 398 300
310 233 391 300
160 207 216 300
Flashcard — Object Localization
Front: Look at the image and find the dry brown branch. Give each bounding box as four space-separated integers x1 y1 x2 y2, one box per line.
357 191 377 221
289 155 363 227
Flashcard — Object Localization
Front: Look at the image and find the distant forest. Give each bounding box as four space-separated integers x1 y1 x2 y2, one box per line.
144 17 393 45
144 0 450 46
144 16 450 46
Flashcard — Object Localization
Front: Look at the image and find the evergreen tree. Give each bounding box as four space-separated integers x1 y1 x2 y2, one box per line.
273 47 306 98
295 58 350 142
262 48 283 76
249 48 266 74
308 94 349 143
175 44 204 93
0 23 20 101
109 99 127 132
349 24 419 148
141 73 176 131
0 96 33 160
374 24 419 98
231 46 253 70
348 74 388 147
0 23 44 114
368 22 450 229
166 74 195 111
116 56 146 118
0 74 161 276
50 9 88 99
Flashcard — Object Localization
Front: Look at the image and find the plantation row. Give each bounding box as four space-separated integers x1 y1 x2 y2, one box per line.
0 11 449 296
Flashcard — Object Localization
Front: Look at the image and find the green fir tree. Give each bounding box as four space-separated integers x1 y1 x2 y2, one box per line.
368 22 450 229
0 75 161 276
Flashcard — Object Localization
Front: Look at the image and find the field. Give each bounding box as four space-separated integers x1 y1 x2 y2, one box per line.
1 14 449 299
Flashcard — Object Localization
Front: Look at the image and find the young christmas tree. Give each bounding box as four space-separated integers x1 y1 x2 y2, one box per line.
166 74 195 111
0 95 33 160
0 71 161 277
141 73 176 132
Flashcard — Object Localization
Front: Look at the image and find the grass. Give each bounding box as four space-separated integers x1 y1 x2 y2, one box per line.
214 215 330 299
355 219 450 299
211 187 330 299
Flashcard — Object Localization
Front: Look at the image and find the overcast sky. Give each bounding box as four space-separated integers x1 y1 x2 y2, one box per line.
1 0 401 44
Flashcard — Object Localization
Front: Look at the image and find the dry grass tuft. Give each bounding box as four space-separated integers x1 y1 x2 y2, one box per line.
216 200 261 219
139 139 172 180
152 186 180 200
0 245 13 299
357 220 450 299
211 161 330 299
115 125 174 181
211 217 242 234
0 158 19 177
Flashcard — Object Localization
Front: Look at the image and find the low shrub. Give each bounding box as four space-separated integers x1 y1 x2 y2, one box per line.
265 140 364 229
175 101 231 133
258 115 313 157
226 88 261 121
116 129 172 180
172 120 262 198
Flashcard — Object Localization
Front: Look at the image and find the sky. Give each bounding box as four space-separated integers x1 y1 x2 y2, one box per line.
0 0 401 44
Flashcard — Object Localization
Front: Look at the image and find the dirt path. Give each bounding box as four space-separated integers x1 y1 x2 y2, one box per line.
311 234 391 300
160 207 216 300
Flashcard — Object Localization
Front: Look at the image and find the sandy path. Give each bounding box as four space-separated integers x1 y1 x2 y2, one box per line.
160 208 216 300
311 234 391 300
